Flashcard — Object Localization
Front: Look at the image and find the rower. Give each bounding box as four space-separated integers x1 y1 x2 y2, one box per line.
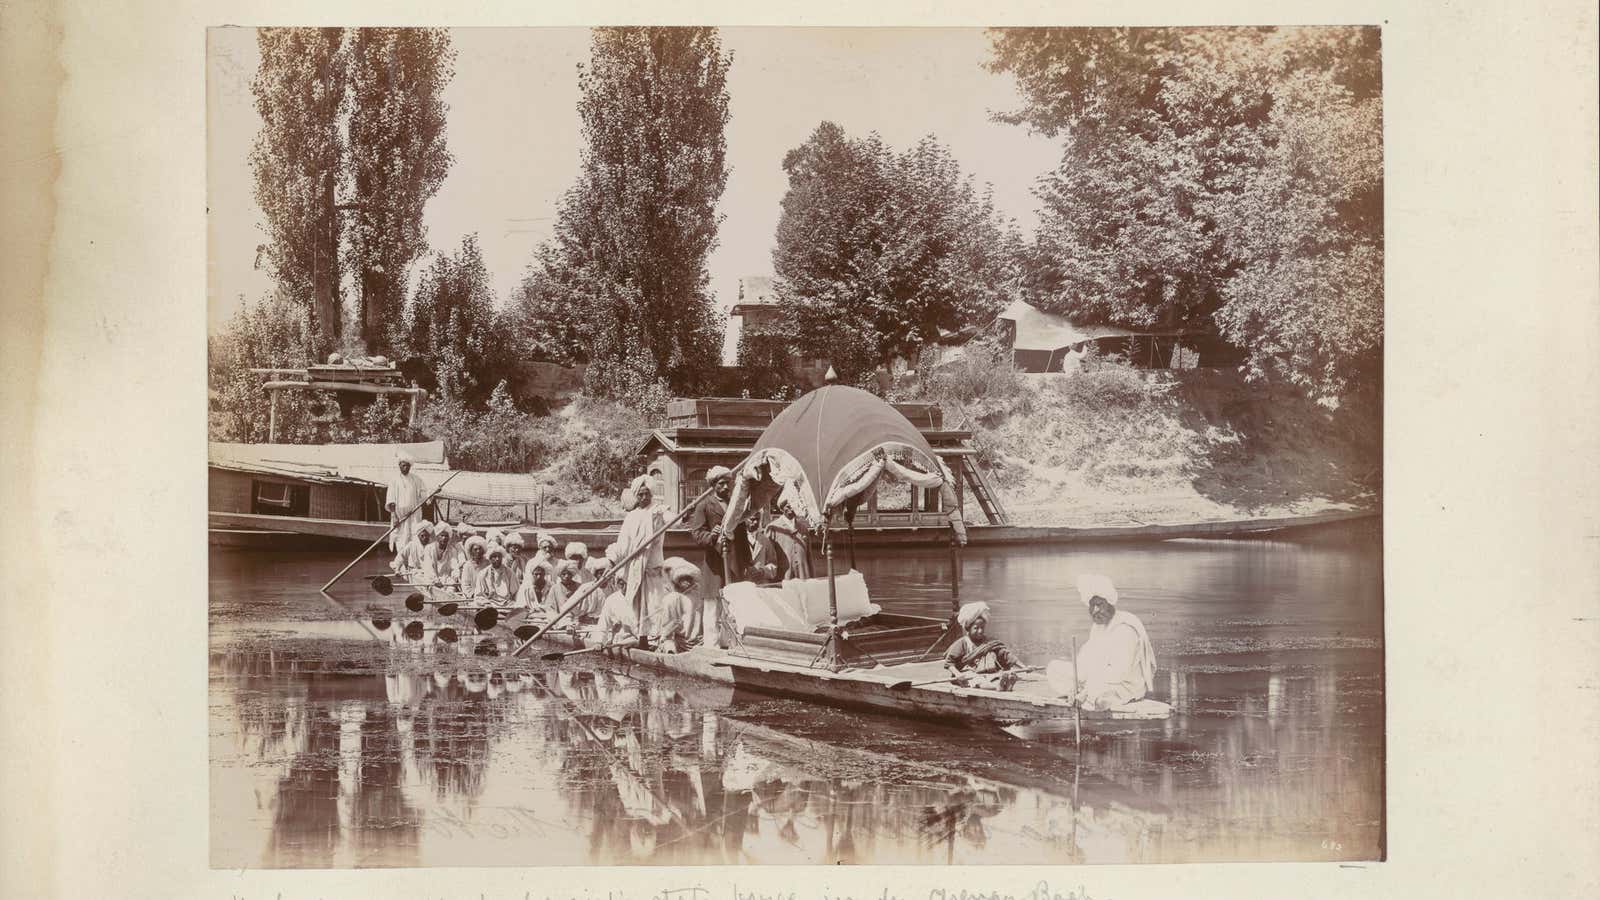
458 537 490 598
393 520 434 578
504 532 528 585
649 558 699 654
564 542 593 584
1065 574 1157 710
476 543 517 604
944 601 1027 691
531 530 560 570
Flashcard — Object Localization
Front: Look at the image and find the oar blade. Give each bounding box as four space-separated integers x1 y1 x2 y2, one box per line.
404 592 425 612
474 607 500 631
438 602 459 617
539 650 567 661
513 624 538 640
371 575 394 596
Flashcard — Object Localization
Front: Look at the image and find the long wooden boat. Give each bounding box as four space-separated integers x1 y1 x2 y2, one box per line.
530 626 1169 728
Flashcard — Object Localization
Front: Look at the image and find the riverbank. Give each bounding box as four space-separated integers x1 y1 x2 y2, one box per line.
933 367 1380 528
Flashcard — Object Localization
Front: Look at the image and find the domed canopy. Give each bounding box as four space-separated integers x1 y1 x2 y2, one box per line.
720 385 951 533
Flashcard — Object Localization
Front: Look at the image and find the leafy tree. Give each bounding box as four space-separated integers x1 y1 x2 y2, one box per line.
405 234 500 405
988 26 1382 400
251 27 454 358
770 123 1022 383
529 27 732 403
343 28 455 355
251 28 348 359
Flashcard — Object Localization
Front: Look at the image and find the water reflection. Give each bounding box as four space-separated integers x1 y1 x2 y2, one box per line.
211 531 1382 867
210 643 1381 867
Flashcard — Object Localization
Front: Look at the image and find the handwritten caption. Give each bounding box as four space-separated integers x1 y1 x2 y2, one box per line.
230 883 1102 900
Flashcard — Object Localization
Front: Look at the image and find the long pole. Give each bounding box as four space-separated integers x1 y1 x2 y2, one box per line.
510 459 746 658
320 469 462 592
1072 636 1081 749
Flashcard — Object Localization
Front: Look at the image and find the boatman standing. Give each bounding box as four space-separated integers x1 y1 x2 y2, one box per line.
1068 574 1157 710
686 465 734 644
385 451 428 564
615 474 669 632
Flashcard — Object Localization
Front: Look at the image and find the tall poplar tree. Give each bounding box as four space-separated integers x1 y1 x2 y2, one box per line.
529 27 732 402
250 27 454 358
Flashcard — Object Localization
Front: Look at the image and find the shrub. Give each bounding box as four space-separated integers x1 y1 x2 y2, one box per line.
412 382 561 473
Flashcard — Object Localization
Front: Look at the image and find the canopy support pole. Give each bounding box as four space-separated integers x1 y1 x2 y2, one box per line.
844 506 859 572
824 530 840 670
950 538 962 611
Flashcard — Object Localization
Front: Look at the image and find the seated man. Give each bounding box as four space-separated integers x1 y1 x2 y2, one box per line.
943 601 1027 691
1069 574 1157 710
647 558 701 654
592 585 640 648
393 520 434 578
475 544 518 605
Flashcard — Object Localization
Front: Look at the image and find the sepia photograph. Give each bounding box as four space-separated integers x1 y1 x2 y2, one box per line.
205 25 1385 868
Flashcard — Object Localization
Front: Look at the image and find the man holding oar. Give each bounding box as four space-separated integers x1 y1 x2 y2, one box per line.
1061 574 1157 711
384 451 428 565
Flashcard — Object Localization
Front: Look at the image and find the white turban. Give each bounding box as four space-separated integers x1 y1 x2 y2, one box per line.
397 450 415 465
565 541 588 559
487 543 505 559
485 528 504 545
706 465 732 482
956 601 991 629
555 559 579 578
504 532 525 548
1076 574 1118 608
586 556 613 574
466 536 487 553
535 530 558 549
663 557 699 584
416 520 433 534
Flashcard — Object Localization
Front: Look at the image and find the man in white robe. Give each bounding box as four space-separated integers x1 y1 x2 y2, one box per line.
615 474 669 629
385 451 427 564
1071 574 1157 710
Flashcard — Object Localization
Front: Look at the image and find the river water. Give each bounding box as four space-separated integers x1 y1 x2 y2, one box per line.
209 525 1383 867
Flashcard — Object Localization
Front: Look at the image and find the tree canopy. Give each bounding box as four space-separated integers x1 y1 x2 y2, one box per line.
251 27 454 359
525 27 732 404
405 234 500 405
988 27 1383 400
769 122 1022 384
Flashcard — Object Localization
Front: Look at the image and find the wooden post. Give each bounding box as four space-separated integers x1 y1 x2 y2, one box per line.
268 389 278 443
825 534 839 668
408 390 419 430
950 539 961 610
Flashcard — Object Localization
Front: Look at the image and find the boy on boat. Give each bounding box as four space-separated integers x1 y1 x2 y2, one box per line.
944 601 1027 691
1064 574 1157 710
475 543 518 605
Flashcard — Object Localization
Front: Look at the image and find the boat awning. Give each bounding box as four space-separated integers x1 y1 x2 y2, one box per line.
208 441 541 506
998 299 1139 351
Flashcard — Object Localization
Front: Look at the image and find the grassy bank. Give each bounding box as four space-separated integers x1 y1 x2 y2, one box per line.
932 364 1380 528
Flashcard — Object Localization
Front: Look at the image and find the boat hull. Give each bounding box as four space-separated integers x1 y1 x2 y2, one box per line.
532 629 1103 726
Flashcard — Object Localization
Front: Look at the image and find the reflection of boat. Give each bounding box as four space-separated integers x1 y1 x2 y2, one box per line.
532 384 1170 728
